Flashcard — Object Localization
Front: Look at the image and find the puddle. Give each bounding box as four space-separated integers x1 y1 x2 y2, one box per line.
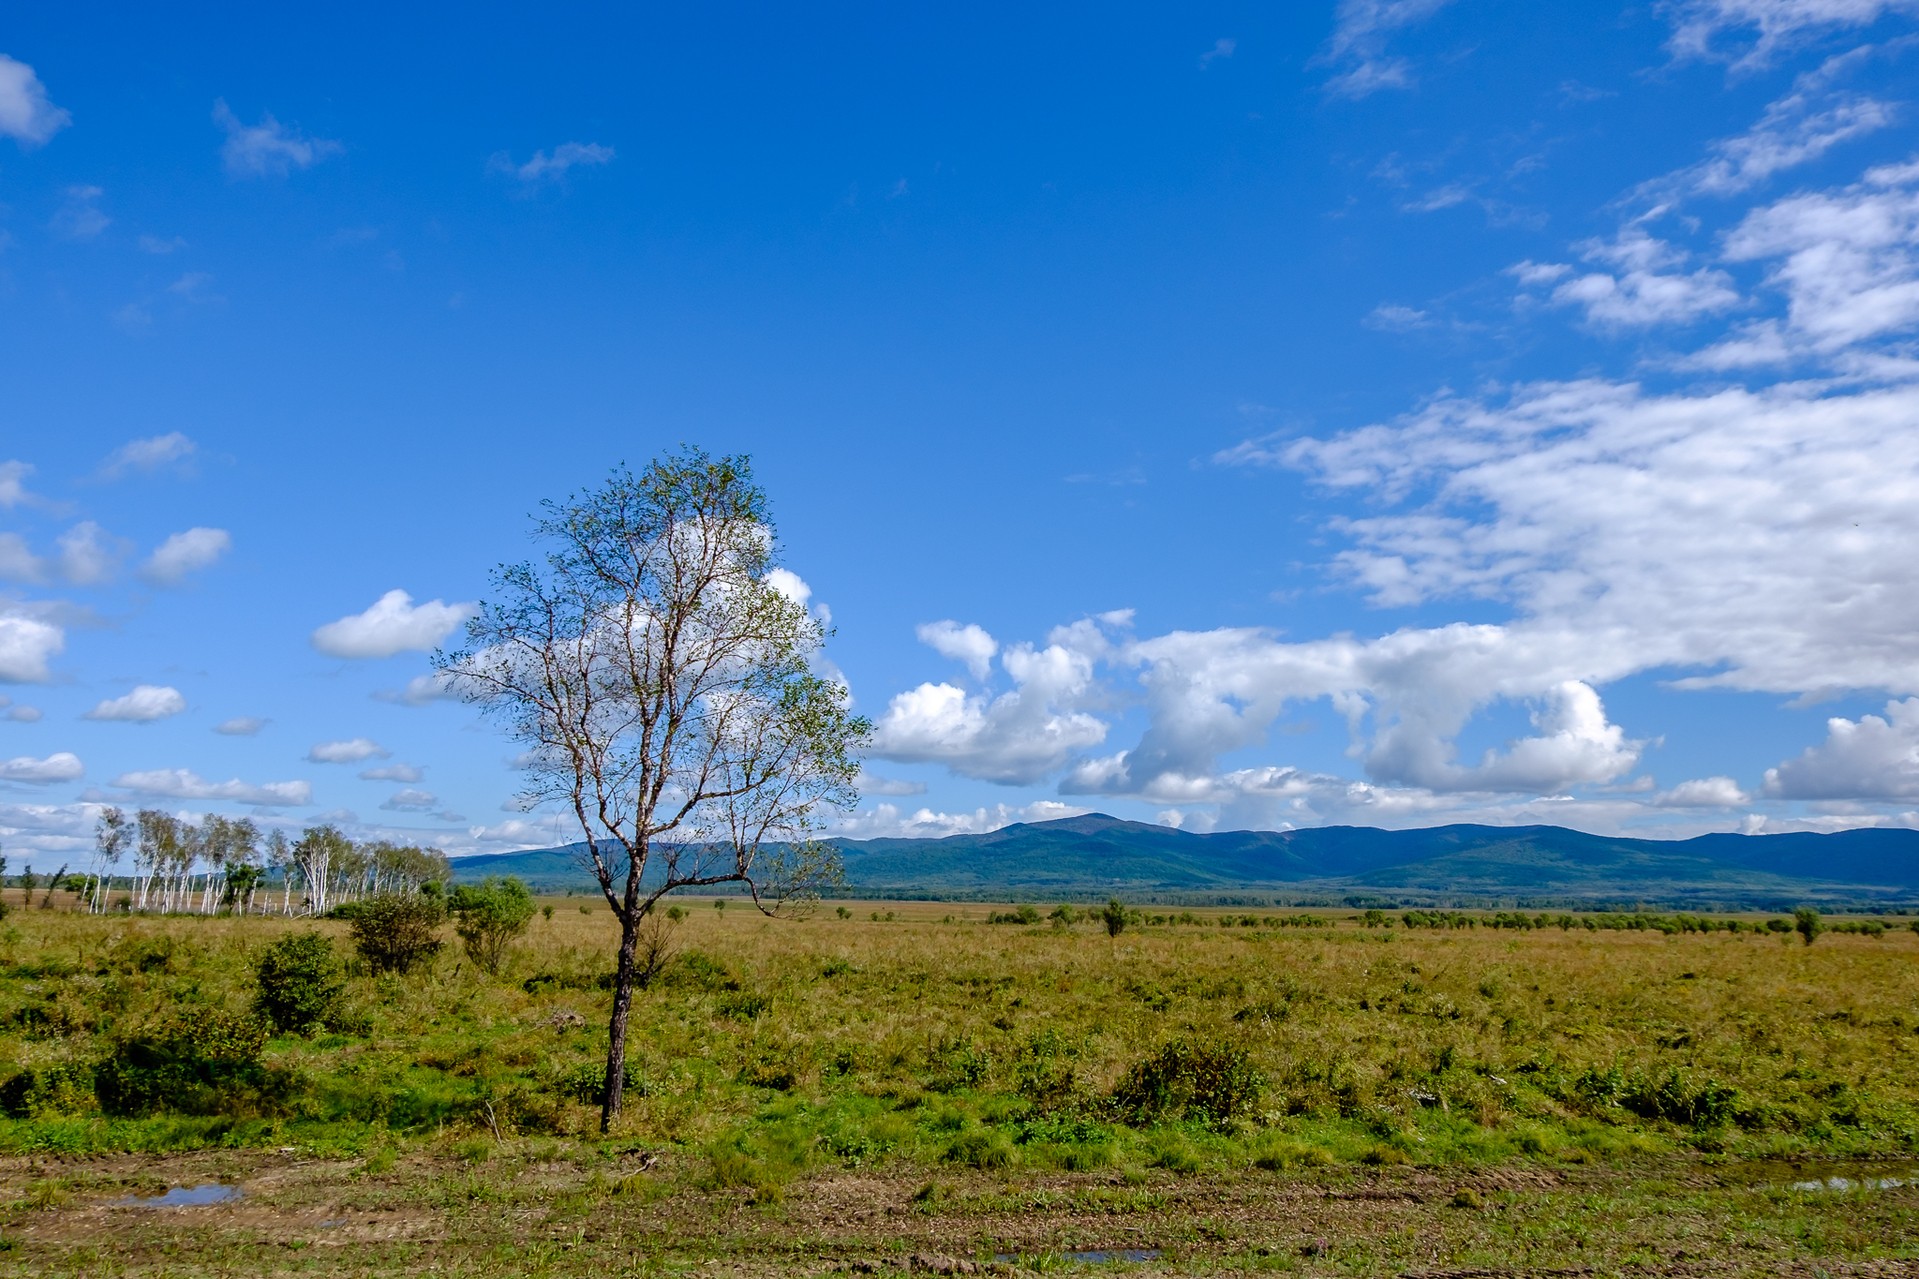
1789 1175 1910 1193
115 1183 242 1208
1744 1161 1919 1194
993 1250 1163 1265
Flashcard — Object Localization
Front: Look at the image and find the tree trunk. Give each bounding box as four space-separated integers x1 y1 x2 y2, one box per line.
600 913 642 1134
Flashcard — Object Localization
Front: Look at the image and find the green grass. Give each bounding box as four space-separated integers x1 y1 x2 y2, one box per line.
1 901 1916 1273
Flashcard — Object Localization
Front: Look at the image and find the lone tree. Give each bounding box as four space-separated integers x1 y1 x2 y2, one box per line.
440 449 866 1131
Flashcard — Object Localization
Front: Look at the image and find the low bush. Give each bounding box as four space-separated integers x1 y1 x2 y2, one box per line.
348 893 446 975
253 931 344 1035
449 876 536 974
1109 1037 1264 1129
94 1006 274 1117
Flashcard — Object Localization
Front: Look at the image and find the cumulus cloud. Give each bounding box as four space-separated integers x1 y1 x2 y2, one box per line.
916 620 998 680
0 752 82 784
100 432 196 479
1365 303 1433 331
111 768 311 806
1654 775 1751 807
1317 0 1456 97
213 716 266 736
489 142 614 184
1764 697 1919 800
360 763 424 783
141 527 230 584
0 534 43 583
311 589 475 659
0 54 70 147
84 685 187 723
213 99 341 177
0 696 42 723
871 617 1118 784
0 608 64 682
379 788 439 812
306 738 389 764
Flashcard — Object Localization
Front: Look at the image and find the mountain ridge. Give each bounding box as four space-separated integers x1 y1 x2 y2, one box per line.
447 813 1919 909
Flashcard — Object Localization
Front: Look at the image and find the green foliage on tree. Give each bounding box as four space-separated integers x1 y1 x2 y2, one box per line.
254 931 345 1035
1102 898 1128 938
348 892 446 975
449 876 537 974
1794 905 1823 946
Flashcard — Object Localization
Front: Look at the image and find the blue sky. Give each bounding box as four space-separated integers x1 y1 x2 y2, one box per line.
5 0 1919 864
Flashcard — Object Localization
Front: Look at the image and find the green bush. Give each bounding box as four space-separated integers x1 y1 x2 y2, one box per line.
1794 906 1823 946
1108 1038 1264 1129
0 1061 94 1118
348 893 446 975
253 931 344 1035
95 1006 272 1116
448 876 536 974
1102 898 1128 938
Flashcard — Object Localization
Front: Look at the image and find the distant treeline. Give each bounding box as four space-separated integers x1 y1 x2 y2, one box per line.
4 808 450 918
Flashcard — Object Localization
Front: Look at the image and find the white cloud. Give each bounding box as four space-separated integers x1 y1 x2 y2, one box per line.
111 767 312 807
55 521 124 585
0 608 64 682
0 752 82 784
360 762 424 783
1655 776 1752 806
872 618 1117 784
853 768 926 797
50 185 108 239
916 620 998 680
311 589 476 659
376 670 463 705
1520 226 1742 328
0 462 35 509
1764 697 1919 799
1664 0 1919 68
1 696 43 723
0 534 43 583
0 54 70 147
832 800 1089 840
141 527 230 584
1198 37 1236 68
84 685 187 723
489 141 615 184
379 788 438 812
1685 81 1896 196
213 716 266 736
213 99 341 178
1720 156 1919 355
1365 303 1433 331
100 432 197 479
1318 0 1456 97
467 817 571 846
306 737 390 764
137 234 186 255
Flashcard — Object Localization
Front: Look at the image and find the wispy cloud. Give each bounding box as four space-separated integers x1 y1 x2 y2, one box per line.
1198 37 1236 68
488 141 615 185
213 99 341 178
1318 0 1456 97
100 432 196 480
50 185 108 240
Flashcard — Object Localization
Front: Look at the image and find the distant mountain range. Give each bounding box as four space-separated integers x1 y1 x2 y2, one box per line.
448 813 1919 910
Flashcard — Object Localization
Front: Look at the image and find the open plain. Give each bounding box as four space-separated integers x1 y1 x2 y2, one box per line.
3 899 1917 1276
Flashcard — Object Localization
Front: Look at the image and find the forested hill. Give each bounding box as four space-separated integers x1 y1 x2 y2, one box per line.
448 813 1919 909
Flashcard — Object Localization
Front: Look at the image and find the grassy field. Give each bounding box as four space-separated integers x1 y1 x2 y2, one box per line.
3 897 1918 1275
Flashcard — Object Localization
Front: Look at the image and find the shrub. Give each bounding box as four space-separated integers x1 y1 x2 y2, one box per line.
1794 906 1823 947
1102 898 1128 938
95 1006 272 1116
1109 1038 1264 1129
559 1060 641 1107
254 931 344 1035
349 893 446 975
448 876 536 974
0 1061 95 1118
